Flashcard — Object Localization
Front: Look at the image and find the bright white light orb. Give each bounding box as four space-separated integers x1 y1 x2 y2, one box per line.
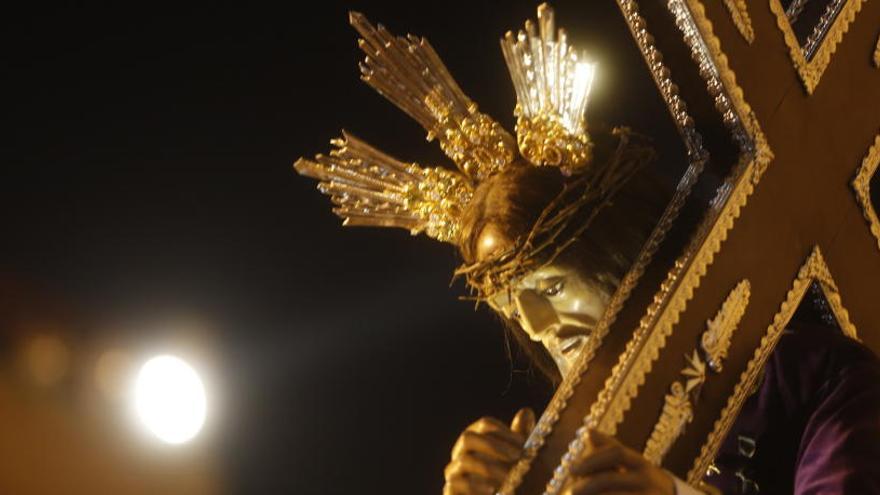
134 355 206 444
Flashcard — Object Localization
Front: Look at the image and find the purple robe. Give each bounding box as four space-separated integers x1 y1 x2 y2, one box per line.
703 323 880 494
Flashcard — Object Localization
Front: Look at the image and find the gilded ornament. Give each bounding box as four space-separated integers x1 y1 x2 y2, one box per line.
644 381 695 465
701 280 750 372
768 0 865 94
852 133 880 253
294 132 472 243
721 0 755 44
500 3 597 173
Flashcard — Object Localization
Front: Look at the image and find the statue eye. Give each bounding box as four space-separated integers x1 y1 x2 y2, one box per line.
542 279 565 297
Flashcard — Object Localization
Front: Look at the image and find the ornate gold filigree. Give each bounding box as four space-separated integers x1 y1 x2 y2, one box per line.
532 0 775 492
722 0 755 44
423 90 517 182
768 0 865 94
852 133 880 252
294 132 472 243
702 280 751 372
643 280 750 466
514 111 594 172
687 247 859 484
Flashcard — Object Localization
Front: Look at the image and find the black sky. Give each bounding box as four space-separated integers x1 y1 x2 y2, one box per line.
2 2 686 493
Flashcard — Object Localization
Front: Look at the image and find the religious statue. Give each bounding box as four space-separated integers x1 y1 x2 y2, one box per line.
293 3 880 494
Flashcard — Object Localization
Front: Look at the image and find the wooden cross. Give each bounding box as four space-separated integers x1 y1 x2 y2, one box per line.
506 1 880 492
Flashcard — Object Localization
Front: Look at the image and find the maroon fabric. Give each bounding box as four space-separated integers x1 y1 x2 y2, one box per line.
704 324 880 494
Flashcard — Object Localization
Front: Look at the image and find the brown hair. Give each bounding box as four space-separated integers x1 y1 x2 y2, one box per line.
459 159 668 384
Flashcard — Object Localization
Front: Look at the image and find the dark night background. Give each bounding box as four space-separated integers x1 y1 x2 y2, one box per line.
2 2 686 493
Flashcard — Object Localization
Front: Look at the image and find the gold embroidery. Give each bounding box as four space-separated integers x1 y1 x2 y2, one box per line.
722 0 755 44
852 133 880 252
688 246 859 484
643 281 750 465
768 0 866 94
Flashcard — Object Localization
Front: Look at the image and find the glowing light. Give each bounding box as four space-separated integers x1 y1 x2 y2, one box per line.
134 355 206 444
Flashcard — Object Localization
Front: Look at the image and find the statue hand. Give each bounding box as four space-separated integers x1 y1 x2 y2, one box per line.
443 407 535 495
563 430 675 495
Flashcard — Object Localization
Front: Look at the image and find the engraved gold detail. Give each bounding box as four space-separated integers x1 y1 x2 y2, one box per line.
722 0 755 44
423 90 517 182
768 0 865 94
687 247 859 484
514 111 593 173
643 280 750 465
852 133 880 252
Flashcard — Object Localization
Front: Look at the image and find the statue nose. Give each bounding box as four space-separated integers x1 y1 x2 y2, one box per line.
515 289 560 340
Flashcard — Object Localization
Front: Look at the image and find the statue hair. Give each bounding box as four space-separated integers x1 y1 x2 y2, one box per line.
459 163 668 385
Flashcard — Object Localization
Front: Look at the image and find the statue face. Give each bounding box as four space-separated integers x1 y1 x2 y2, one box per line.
477 227 613 376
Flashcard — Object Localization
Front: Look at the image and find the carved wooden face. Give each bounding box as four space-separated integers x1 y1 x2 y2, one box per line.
476 226 613 376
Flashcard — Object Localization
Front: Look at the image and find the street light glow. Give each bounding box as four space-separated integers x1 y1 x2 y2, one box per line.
134 355 206 444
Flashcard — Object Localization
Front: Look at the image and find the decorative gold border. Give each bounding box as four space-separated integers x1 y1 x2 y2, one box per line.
539 0 775 492
852 133 880 252
768 0 865 94
722 0 755 44
687 246 859 483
